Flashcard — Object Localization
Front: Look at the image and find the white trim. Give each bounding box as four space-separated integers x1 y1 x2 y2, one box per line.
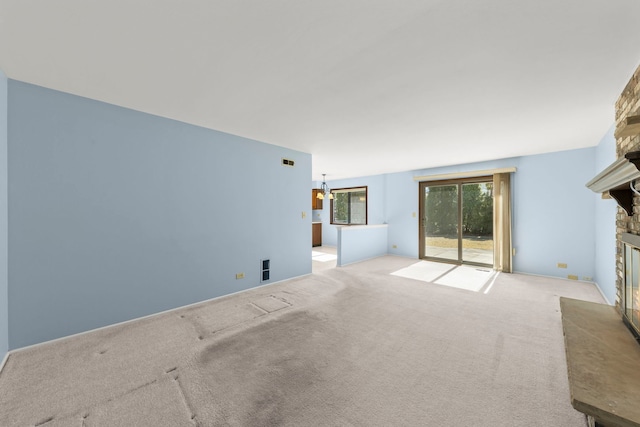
0 265 610 373
413 167 516 182
332 186 366 194
4 273 311 357
337 254 387 267
513 270 598 285
338 224 388 231
586 156 640 193
512 272 613 305
621 232 640 248
593 281 613 306
0 351 10 374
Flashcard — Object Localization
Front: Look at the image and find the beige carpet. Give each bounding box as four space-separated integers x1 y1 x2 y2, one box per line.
0 255 603 426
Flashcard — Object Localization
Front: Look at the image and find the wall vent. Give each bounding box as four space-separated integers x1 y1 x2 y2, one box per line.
261 259 270 282
282 158 295 167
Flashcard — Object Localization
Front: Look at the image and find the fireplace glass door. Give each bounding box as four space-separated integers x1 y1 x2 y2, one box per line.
624 243 640 334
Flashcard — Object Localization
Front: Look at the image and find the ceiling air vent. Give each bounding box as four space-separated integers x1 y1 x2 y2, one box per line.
282 158 295 167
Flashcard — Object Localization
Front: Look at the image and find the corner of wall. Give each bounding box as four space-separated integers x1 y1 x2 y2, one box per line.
613 63 640 312
593 125 617 306
0 70 8 355
5 80 311 349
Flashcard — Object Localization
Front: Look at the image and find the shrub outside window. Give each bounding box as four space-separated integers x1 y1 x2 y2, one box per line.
330 187 367 225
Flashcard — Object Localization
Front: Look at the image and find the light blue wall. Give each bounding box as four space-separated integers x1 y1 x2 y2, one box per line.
384 172 420 258
0 70 8 356
322 147 598 280
593 127 618 304
320 174 387 246
7 80 311 349
512 148 595 278
337 225 388 266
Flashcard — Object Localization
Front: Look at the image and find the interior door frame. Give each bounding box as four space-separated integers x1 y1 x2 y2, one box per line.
418 175 493 266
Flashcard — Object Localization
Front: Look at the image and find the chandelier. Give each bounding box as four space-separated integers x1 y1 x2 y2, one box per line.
317 174 333 200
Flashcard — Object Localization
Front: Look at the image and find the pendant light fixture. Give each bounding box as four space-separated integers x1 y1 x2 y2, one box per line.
317 174 333 200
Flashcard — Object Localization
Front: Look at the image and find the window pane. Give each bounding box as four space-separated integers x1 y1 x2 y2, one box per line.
331 187 367 225
424 184 458 261
350 191 366 224
461 182 493 265
333 192 350 224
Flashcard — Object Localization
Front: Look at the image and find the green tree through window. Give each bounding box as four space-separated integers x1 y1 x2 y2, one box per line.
424 183 493 236
331 187 367 225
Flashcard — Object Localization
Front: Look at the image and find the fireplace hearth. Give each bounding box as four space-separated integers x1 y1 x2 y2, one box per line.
560 298 640 427
575 59 640 427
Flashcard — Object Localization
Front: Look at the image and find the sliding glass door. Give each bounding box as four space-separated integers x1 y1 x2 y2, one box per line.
422 184 459 261
420 178 494 266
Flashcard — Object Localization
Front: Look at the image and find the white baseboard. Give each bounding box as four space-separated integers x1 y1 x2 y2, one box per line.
513 270 593 284
513 270 613 305
1 272 311 365
0 264 614 375
592 281 613 306
0 350 10 374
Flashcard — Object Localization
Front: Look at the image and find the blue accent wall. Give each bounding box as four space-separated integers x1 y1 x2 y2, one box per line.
320 174 387 247
337 225 388 266
512 148 595 278
7 80 311 349
0 76 618 353
321 147 598 280
593 127 617 304
0 70 8 356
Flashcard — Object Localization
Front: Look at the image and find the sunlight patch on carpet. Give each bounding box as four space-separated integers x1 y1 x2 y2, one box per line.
312 252 337 262
391 260 455 282
434 265 495 292
391 261 495 292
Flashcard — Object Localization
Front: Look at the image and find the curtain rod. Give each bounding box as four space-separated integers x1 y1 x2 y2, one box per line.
413 167 516 182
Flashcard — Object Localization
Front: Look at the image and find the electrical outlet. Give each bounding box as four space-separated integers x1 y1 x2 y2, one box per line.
567 274 578 280
412 212 416 218
392 245 397 249
236 273 245 279
583 276 593 282
301 211 306 219
557 263 568 269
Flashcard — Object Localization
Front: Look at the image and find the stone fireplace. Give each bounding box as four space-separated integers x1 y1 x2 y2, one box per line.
616 64 640 317
567 63 640 427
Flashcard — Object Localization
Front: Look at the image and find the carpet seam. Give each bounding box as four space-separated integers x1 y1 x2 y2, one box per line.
248 302 269 314
173 372 199 426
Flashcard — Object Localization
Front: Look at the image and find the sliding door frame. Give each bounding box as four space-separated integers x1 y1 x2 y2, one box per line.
418 175 494 266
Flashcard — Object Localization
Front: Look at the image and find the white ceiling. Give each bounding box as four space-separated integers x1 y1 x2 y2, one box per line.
1 1 640 181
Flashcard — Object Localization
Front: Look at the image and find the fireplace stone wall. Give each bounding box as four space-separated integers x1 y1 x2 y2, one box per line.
616 63 640 313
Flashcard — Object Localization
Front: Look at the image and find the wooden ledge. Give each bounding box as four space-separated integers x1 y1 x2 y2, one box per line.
616 115 640 139
560 297 640 427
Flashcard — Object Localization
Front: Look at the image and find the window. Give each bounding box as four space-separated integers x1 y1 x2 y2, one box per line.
419 177 493 266
330 187 367 225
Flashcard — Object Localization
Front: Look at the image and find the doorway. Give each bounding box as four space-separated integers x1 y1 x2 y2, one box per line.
419 177 494 267
312 246 337 273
